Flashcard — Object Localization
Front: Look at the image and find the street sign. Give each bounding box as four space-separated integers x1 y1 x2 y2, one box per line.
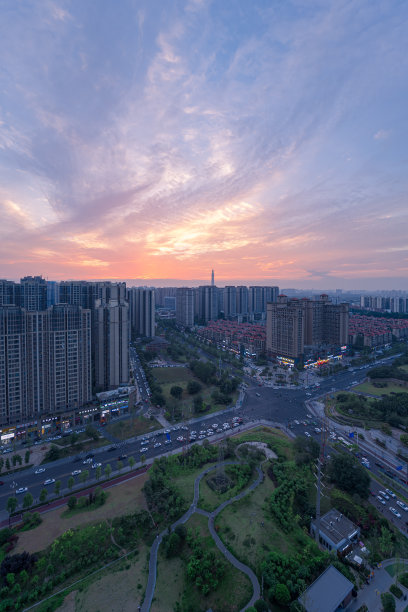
166 433 170 441
396 465 403 471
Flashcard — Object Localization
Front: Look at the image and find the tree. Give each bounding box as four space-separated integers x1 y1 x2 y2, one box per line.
85 424 99 441
7 497 17 515
80 470 89 484
67 496 77 510
275 583 291 605
187 380 202 395
54 480 61 496
0 457 3 472
39 489 48 503
117 460 123 472
328 453 370 498
6 458 10 471
254 601 268 612
141 454 146 466
104 464 112 479
379 526 394 558
128 456 136 470
170 385 183 400
24 450 30 464
70 432 79 446
67 476 74 491
95 466 102 481
22 493 33 509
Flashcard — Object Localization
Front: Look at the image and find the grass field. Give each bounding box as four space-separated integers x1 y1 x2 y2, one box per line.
59 547 149 612
198 467 257 512
14 471 149 554
215 463 300 571
232 427 294 460
151 513 252 612
105 415 160 440
354 381 408 396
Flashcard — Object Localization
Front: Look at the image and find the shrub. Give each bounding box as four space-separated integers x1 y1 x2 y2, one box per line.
390 584 403 599
381 592 396 612
399 572 408 588
254 600 268 611
67 496 77 510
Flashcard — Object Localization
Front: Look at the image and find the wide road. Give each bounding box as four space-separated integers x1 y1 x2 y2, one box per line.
0 355 396 514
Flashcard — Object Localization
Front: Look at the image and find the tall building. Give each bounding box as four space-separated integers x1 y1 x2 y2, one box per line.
236 286 249 315
249 286 279 316
128 287 155 338
198 285 218 323
223 286 237 318
266 294 349 361
46 281 59 307
93 298 129 391
0 304 92 426
211 269 215 286
266 296 305 360
20 276 47 311
0 279 20 306
176 287 195 327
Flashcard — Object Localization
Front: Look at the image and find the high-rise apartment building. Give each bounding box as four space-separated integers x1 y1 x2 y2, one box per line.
223 286 237 318
93 298 129 391
266 296 305 360
176 287 195 327
249 286 279 315
266 294 349 360
236 286 249 315
0 304 92 426
198 285 218 323
128 287 155 338
0 279 21 306
20 276 47 311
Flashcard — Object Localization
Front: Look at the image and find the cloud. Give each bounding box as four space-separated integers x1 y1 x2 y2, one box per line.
374 129 390 141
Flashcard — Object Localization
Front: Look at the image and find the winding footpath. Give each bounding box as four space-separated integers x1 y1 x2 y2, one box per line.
141 460 263 611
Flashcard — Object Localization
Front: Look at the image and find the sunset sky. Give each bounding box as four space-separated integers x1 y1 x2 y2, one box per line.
0 0 407 288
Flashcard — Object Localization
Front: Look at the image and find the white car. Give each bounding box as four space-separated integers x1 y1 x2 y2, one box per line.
207 429 214 435
198 435 206 439
390 507 401 518
140 447 148 453
305 432 311 437
154 442 161 448
396 500 408 511
379 491 390 500
165 439 172 445
212 424 218 429
233 422 239 427
377 496 386 505
216 428 223 433
72 470 81 476
35 468 45 474
16 487 28 494
191 431 197 436
177 436 184 442
92 463 102 469
385 489 396 499
44 478 55 485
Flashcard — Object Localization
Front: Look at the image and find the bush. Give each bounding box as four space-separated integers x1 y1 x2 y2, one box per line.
381 592 396 612
254 600 268 611
399 572 408 588
390 584 403 599
67 496 77 510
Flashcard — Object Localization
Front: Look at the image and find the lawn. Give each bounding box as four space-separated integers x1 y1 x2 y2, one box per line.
198 465 258 512
354 382 408 396
64 547 150 612
105 415 160 440
153 366 194 384
232 427 294 460
151 513 252 612
214 463 299 571
13 471 149 554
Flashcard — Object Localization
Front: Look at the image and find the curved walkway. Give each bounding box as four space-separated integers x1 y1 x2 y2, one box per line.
141 461 263 611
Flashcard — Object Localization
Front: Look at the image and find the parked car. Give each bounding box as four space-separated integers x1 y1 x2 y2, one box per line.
72 470 81 476
16 487 28 494
390 507 401 518
44 478 55 485
35 468 45 474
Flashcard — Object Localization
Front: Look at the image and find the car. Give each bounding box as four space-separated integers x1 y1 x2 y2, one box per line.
140 447 148 453
389 507 401 518
379 490 390 500
72 470 81 476
198 435 206 439
314 428 321 433
212 424 218 429
44 478 55 485
305 432 311 437
233 422 239 427
165 439 172 445
294 420 300 425
118 454 127 461
199 430 206 435
35 468 45 474
177 436 184 442
397 500 408 511
153 442 161 448
191 431 197 436
216 428 223 433
92 462 102 469
16 487 28 494
207 429 214 435
108 445 118 452
0 480 3 486
83 458 93 465
164 429 171 434
377 496 386 505
385 489 396 498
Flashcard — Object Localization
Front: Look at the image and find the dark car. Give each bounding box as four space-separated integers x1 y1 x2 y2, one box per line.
72 456 81 462
118 454 127 461
108 445 118 451
385 470 395 479
85 453 94 459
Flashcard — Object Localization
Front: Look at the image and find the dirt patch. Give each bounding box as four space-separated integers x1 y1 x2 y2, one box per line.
56 590 77 612
236 441 277 460
14 472 149 554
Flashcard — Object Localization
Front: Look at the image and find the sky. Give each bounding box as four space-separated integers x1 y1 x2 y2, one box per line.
0 0 407 289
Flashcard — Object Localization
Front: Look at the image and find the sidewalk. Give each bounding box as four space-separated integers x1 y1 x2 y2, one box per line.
348 559 408 612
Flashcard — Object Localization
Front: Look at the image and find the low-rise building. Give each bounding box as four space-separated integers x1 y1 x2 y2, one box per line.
298 564 354 612
311 509 359 556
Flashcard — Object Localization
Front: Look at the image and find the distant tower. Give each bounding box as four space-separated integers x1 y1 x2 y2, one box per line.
211 269 215 286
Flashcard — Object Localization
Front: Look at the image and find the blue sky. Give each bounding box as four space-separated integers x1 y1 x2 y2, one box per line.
0 0 407 288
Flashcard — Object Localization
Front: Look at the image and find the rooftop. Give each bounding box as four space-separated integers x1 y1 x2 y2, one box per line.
313 508 358 546
298 565 354 612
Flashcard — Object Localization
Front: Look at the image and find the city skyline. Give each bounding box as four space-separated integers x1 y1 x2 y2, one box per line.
0 1 407 288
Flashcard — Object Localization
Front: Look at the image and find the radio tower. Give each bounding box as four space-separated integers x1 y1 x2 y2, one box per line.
211 269 215 286
314 417 328 544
